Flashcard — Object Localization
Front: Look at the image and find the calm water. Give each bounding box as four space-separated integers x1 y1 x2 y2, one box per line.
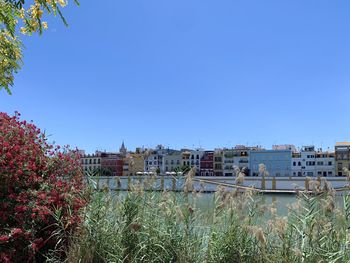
92 176 349 216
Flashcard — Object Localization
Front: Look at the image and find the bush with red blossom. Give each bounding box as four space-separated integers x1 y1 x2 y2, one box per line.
0 112 87 262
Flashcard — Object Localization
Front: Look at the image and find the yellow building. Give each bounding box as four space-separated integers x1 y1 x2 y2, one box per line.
123 152 145 176
335 142 350 176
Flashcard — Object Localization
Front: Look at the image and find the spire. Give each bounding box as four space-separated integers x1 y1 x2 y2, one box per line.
120 140 127 156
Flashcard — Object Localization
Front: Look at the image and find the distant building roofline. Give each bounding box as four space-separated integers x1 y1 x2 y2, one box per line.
335 142 350 146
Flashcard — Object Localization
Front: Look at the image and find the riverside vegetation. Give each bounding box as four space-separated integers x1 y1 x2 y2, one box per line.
62 172 350 263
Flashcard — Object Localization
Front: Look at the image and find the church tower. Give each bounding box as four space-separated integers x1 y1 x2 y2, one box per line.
120 141 127 156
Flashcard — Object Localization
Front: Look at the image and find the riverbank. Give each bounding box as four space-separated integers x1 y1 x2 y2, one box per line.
88 175 350 194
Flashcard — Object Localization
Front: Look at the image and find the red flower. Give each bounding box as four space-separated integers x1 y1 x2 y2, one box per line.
14 206 27 213
31 238 44 251
11 228 23 238
0 112 86 261
0 235 10 243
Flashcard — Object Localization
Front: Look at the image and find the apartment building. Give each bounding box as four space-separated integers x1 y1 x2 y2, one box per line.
163 152 182 172
100 152 123 176
222 146 254 176
81 151 102 173
213 149 223 176
335 142 350 176
292 146 335 177
200 151 214 176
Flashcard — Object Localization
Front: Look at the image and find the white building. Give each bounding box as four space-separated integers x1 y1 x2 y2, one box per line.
162 152 182 172
81 151 102 173
292 146 335 177
181 149 204 176
222 146 256 176
144 152 163 173
144 145 182 174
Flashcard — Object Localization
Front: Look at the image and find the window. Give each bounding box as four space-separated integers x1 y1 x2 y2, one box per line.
317 161 323 166
177 160 180 165
293 162 296 166
328 161 332 166
307 172 314 176
93 159 96 164
89 159 92 164
338 163 343 170
215 164 222 169
196 155 199 159
191 155 194 159
165 160 168 165
298 162 301 166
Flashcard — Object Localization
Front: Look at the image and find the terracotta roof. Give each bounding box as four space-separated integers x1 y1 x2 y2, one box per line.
335 142 350 146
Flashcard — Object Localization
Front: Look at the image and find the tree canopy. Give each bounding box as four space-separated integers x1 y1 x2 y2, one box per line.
0 0 77 94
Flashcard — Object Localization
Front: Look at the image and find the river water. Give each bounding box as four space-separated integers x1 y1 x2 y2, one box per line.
89 176 349 216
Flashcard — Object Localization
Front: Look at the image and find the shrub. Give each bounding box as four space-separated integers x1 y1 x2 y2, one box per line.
0 112 86 262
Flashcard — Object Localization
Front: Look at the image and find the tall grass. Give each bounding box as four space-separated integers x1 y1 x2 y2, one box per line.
58 175 350 263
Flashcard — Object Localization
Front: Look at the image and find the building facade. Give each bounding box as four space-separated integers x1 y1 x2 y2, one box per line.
123 151 145 176
222 146 252 176
81 152 102 174
335 142 350 176
292 146 335 177
249 150 292 177
163 152 182 173
213 149 223 176
200 151 214 176
189 149 204 176
100 152 124 176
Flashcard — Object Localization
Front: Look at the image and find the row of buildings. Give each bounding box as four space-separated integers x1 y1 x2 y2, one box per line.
80 142 350 177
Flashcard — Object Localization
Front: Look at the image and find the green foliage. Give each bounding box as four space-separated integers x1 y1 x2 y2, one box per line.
0 0 78 94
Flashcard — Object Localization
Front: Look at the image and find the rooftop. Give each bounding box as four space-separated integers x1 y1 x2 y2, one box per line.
335 142 350 146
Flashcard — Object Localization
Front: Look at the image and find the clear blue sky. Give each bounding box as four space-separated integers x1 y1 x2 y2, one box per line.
2 0 350 153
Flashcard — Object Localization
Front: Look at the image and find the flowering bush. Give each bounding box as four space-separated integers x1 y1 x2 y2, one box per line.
0 112 86 262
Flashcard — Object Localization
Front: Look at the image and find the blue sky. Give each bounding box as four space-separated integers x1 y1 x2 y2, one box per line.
1 0 350 153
